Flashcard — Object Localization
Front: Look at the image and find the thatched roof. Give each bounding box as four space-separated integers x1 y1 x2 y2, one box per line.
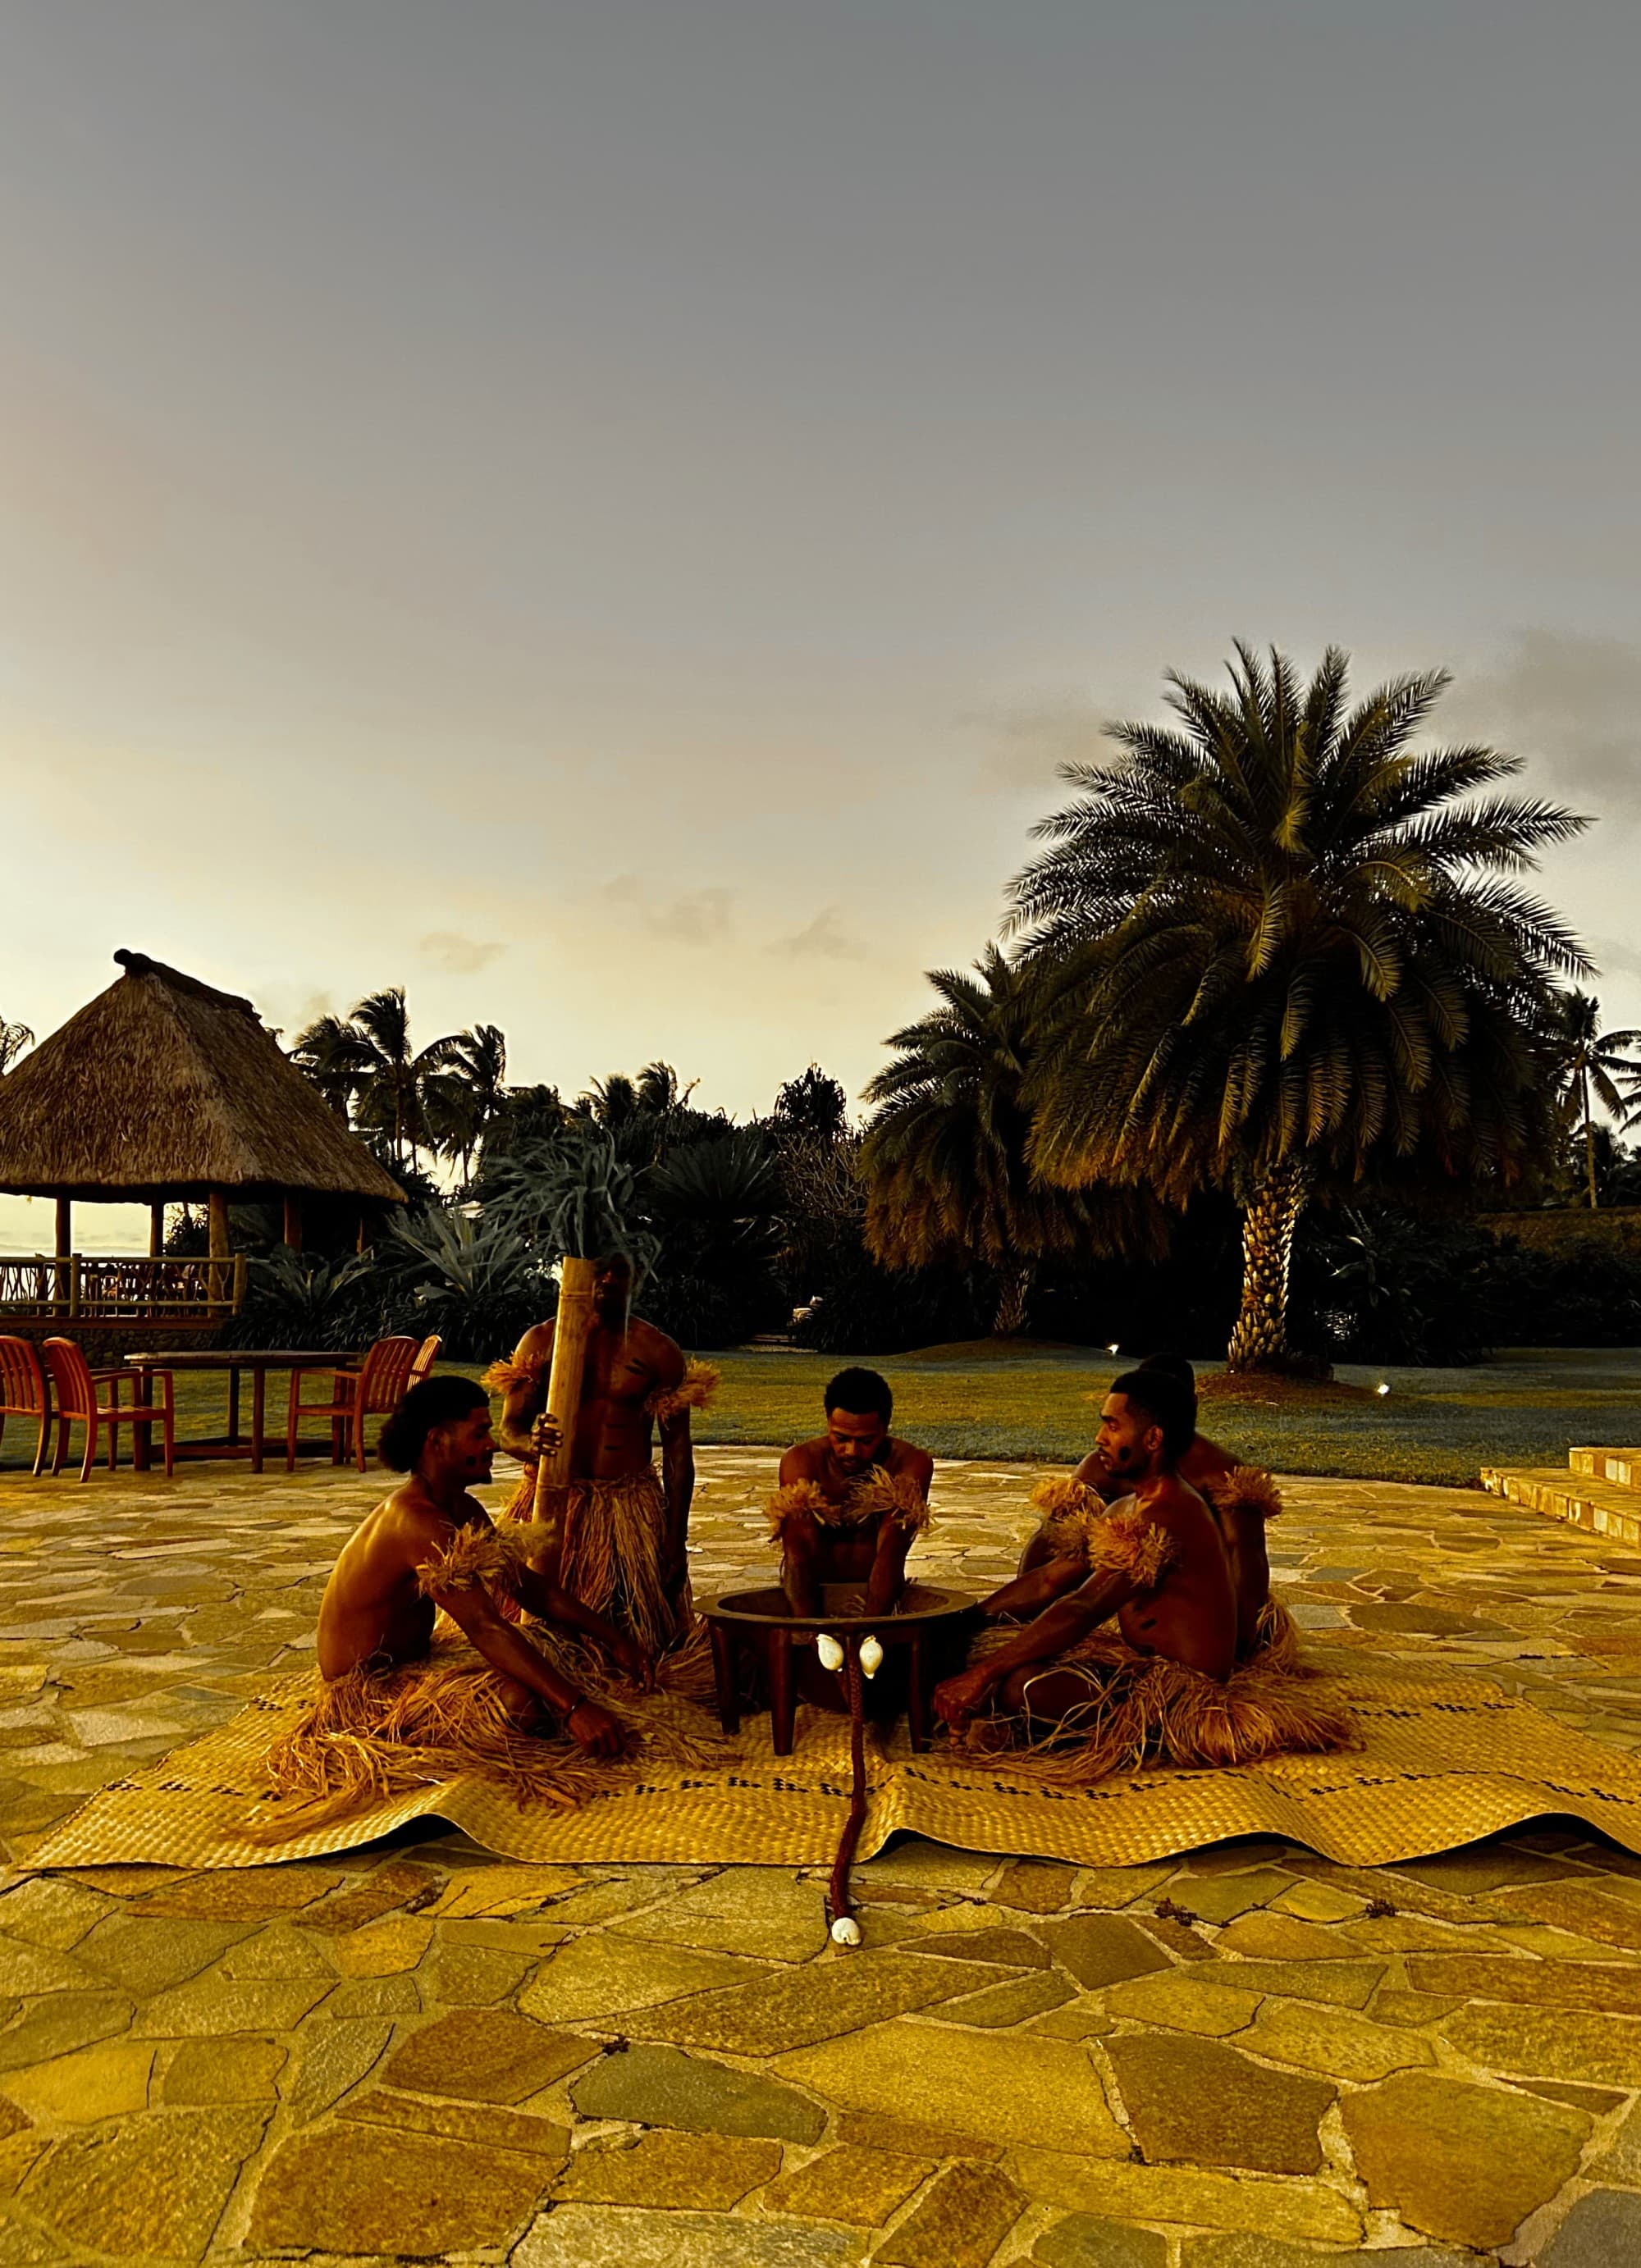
0 951 405 1205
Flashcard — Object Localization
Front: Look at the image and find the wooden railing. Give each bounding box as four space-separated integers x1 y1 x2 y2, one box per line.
0 1253 247 1320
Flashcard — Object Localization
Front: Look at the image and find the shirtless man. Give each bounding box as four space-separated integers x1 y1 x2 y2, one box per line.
316 1374 648 1756
771 1368 934 1617
491 1253 711 1655
933 1369 1236 1735
1017 1353 1271 1655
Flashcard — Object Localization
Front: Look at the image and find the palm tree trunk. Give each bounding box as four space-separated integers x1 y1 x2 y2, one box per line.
1584 1070 1599 1209
993 1258 1035 1339
1227 1160 1313 1371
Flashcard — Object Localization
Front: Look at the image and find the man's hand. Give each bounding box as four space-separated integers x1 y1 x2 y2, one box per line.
932 1665 995 1732
530 1412 563 1458
565 1699 623 1757
607 1633 654 1692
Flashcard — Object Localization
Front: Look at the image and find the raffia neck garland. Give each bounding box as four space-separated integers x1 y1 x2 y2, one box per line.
766 1467 932 1539
1029 1476 1176 1589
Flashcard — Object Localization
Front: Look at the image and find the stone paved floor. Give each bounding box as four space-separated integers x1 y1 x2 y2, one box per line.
1 1450 1640 2265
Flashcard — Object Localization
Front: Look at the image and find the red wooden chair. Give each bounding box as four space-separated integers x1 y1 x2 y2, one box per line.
0 1337 53 1478
286 1335 417 1472
43 1339 174 1482
408 1334 441 1387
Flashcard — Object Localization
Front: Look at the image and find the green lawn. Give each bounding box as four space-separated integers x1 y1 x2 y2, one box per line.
7 1344 1638 1488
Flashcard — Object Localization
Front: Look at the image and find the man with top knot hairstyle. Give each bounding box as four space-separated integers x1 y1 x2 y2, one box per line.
932 1370 1352 1783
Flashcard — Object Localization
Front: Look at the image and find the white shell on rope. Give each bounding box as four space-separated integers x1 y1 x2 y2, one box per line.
858 1635 884 1679
816 1632 844 1672
830 1914 862 1946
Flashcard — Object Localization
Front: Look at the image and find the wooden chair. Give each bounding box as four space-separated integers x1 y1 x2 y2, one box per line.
408 1334 441 1387
43 1338 174 1482
286 1335 417 1472
0 1337 53 1478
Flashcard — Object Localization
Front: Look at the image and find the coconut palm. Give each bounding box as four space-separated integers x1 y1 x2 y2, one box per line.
0 1017 33 1076
1548 991 1641 1208
862 946 1162 1336
434 1023 510 1184
1012 644 1588 1369
289 1013 372 1120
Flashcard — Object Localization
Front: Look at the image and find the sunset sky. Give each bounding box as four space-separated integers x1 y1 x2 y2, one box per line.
3 2 1639 1251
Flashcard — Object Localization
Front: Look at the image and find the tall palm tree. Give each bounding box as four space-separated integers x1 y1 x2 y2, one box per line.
438 1023 510 1184
862 946 1161 1336
289 1013 372 1120
1549 991 1641 1208
347 988 462 1171
1012 645 1588 1370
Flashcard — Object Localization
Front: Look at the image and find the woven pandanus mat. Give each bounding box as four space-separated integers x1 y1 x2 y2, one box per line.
24 1667 1641 1871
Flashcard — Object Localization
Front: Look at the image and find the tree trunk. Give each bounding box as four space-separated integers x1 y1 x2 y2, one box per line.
993 1258 1035 1339
1226 1160 1313 1371
1585 1075 1600 1210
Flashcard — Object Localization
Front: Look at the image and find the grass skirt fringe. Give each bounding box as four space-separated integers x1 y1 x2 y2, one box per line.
251 1623 725 1839
501 1464 716 1704
957 1602 1353 1787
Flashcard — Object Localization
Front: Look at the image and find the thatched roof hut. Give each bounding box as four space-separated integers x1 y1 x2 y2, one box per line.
0 951 405 1208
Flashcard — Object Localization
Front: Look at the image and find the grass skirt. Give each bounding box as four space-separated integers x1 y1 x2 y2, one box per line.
502 1464 715 1702
957 1599 1353 1787
253 1622 723 1838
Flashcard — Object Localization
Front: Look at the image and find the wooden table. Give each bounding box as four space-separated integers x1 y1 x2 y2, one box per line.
124 1349 359 1474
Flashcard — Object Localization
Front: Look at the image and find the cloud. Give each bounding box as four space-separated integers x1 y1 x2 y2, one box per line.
1592 938 1641 985
975 697 1115 793
770 906 866 961
600 877 734 946
420 932 505 975
1445 631 1641 822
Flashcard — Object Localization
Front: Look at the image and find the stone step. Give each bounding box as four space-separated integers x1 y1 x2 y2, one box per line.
1570 1446 1641 1490
1480 1463 1641 1549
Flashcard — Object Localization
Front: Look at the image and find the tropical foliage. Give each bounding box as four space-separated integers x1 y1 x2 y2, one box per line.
0 1017 33 1076
1008 644 1588 1368
1547 990 1641 1209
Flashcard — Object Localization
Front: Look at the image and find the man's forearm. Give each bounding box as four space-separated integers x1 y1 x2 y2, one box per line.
967 1585 1125 1694
466 1617 584 1715
984 1558 1081 1620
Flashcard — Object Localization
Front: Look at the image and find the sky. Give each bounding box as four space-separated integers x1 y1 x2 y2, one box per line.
2 2 1639 1252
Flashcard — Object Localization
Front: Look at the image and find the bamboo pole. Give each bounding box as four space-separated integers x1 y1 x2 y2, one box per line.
529 1256 599 1572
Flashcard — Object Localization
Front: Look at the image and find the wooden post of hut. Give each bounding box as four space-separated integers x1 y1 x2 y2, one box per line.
282 1195 303 1251
53 1196 71 1315
149 1201 165 1317
208 1189 230 1310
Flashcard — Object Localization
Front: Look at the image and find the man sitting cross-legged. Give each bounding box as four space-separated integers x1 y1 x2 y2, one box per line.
767 1367 934 1618
932 1369 1352 1783
1015 1351 1285 1662
258 1376 677 1830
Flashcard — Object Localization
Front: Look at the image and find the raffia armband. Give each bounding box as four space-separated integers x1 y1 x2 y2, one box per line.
482 1354 545 1398
414 1522 529 1600
1029 1474 1109 1565
1200 1465 1284 1523
646 1358 720 1423
1086 1504 1177 1590
849 1465 931 1536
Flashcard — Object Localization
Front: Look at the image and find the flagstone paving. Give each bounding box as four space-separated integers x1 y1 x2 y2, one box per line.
1 1449 1640 2261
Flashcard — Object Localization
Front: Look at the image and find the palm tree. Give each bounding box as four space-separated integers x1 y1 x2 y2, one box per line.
861 946 1161 1336
1012 644 1588 1370
0 1017 34 1076
438 1023 510 1184
1549 991 1641 1208
289 1013 371 1120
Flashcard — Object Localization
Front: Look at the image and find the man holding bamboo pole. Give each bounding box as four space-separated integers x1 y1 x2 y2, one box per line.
488 1253 717 1669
